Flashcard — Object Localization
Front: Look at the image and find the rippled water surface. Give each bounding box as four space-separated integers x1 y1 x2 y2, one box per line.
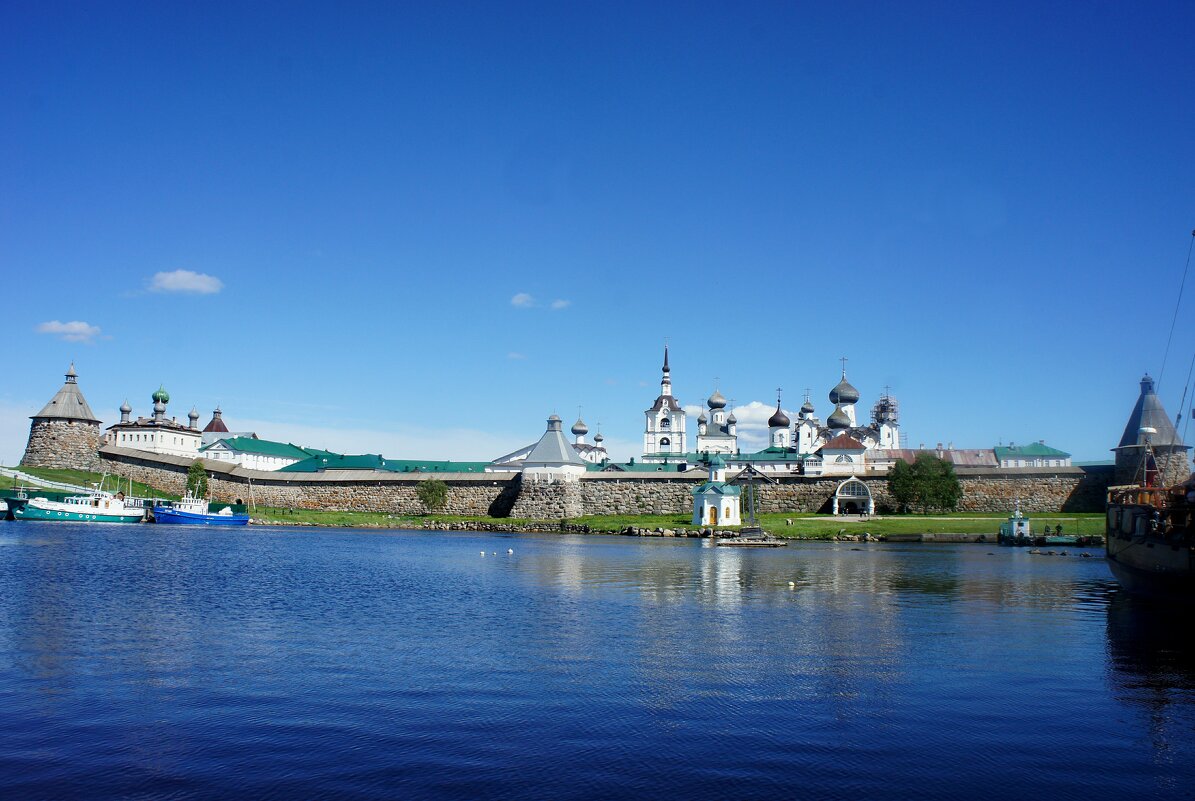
1 523 1193 800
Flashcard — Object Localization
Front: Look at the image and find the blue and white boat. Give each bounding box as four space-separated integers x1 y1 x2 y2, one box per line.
153 493 249 526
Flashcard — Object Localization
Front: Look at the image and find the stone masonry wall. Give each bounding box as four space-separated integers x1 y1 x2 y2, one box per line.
22 420 101 471
1115 447 1190 488
99 448 1113 520
509 479 584 519
100 450 518 517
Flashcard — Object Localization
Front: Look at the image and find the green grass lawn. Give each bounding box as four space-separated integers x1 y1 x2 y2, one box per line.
243 506 1106 537
1 465 178 500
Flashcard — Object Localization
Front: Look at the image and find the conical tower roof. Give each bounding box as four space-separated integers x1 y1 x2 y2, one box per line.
32 363 100 423
1117 374 1187 449
525 414 587 466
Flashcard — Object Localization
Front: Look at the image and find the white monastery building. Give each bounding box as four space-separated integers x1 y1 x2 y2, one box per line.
105 386 203 458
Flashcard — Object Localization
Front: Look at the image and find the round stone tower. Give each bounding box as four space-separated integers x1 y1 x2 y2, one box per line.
1113 374 1191 487
21 363 103 471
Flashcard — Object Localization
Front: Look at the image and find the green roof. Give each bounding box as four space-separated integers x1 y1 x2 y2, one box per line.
994 443 1071 460
200 437 315 460
278 453 490 473
591 461 695 473
692 481 742 496
381 459 490 473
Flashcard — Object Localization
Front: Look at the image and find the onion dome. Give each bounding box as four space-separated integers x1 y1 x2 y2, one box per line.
151 385 170 404
829 375 859 405
707 389 727 409
153 400 166 415
593 432 604 444
727 412 737 425
827 405 851 429
768 402 791 428
188 406 200 420
698 411 708 424
119 399 132 414
571 417 589 436
801 398 815 415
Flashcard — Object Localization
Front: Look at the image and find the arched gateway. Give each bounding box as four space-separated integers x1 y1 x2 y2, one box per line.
833 477 874 516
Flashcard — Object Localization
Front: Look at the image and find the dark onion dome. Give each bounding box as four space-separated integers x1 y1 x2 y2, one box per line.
593 432 604 443
800 398 815 414
829 376 860 405
707 389 727 409
827 405 851 429
727 412 738 425
151 385 170 404
768 403 791 428
188 406 200 420
698 411 708 424
571 418 589 436
119 399 132 414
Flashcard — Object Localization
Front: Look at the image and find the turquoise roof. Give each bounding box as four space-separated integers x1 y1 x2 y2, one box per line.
200 437 314 460
279 453 490 473
692 481 741 496
590 461 694 473
994 443 1071 460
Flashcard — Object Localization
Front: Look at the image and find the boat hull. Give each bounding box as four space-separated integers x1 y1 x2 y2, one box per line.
1106 501 1195 602
13 501 144 524
153 506 249 526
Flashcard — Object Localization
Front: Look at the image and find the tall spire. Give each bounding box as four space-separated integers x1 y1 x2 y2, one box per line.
660 344 672 396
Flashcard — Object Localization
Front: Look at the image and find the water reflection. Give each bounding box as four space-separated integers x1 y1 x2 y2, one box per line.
3 525 1194 800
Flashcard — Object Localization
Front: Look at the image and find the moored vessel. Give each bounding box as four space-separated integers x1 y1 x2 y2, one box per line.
1105 479 1195 600
153 493 248 526
13 489 146 523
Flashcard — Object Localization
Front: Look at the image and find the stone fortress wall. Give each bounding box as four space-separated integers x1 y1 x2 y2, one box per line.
23 420 101 472
97 445 1114 517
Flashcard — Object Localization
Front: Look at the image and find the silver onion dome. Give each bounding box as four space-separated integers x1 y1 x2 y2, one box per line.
707 389 727 409
829 376 860 405
571 418 589 436
827 405 851 429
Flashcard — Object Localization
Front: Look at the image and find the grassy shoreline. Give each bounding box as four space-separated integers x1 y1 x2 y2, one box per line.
245 507 1106 538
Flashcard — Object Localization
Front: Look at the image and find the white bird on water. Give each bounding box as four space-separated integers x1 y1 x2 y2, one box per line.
507 548 514 554
480 551 485 556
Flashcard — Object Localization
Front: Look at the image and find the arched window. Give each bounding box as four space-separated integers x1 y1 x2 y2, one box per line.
660 437 671 448
661 418 670 428
835 454 853 463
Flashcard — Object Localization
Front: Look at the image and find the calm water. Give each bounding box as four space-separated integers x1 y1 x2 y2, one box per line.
1 523 1193 800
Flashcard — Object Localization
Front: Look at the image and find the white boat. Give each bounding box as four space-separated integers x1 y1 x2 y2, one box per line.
13 489 146 523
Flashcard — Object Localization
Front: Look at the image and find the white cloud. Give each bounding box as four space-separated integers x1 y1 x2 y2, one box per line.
149 269 223 294
511 292 535 308
36 320 102 343
550 299 571 310
507 352 527 360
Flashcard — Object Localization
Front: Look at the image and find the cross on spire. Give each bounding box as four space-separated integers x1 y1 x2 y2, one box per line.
840 356 849 377
776 387 783 405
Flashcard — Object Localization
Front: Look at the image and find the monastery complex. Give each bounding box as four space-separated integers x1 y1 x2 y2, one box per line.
16 352 1185 518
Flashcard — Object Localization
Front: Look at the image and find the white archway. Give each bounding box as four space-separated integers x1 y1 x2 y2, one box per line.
833 477 874 516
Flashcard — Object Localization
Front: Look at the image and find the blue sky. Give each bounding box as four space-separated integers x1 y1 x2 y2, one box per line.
2 1 1194 464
